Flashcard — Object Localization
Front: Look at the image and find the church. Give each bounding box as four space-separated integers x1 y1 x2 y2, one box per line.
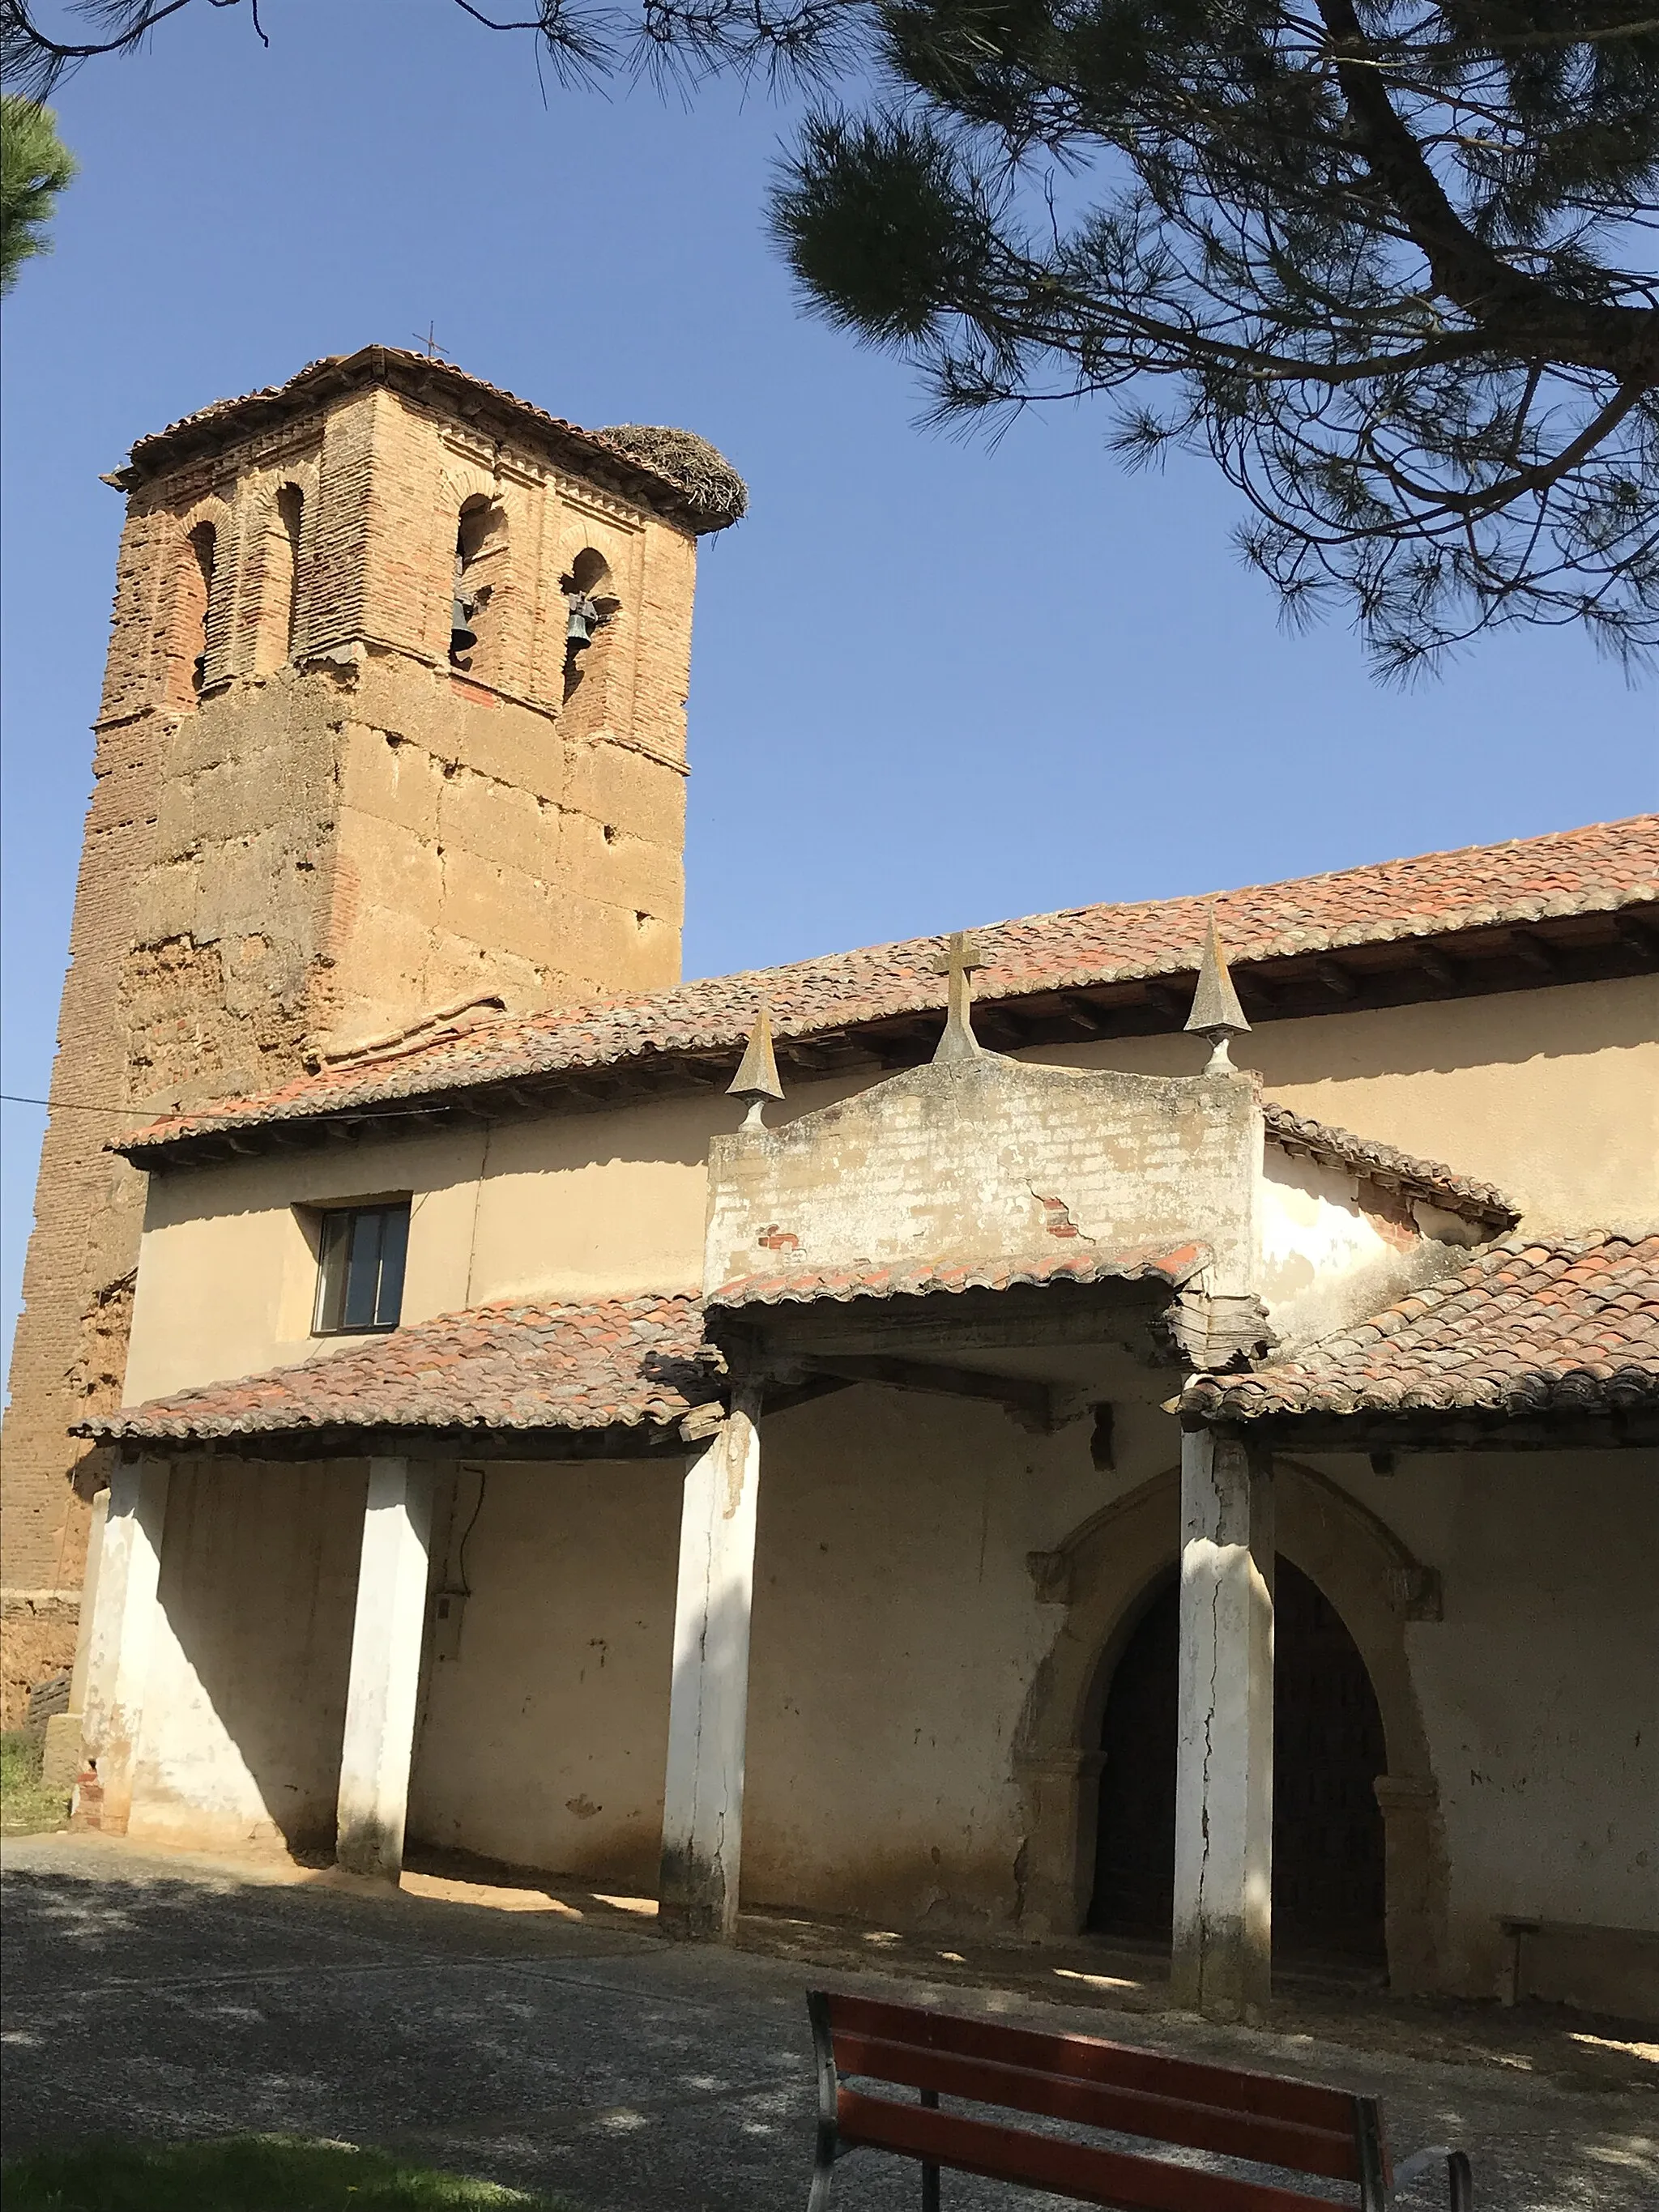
7 347 1656 2027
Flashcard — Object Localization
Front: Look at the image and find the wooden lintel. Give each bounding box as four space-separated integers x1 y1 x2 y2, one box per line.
164 1423 693 1466
710 1279 1171 1375
1233 967 1275 1008
1509 929 1558 974
1207 1411 1655 1454
807 1355 1079 1433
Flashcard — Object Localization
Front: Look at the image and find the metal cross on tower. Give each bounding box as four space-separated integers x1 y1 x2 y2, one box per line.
930 930 991 1063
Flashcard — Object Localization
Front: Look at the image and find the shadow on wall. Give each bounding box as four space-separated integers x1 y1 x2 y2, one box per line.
130 1461 366 1856
1231 974 1654 1087
403 1459 682 1888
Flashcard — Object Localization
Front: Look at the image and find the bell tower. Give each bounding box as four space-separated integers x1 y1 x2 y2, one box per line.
1 345 744 1600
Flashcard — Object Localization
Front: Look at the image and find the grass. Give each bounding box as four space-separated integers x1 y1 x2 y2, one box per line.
0 2137 577 2211
0 1728 70 1836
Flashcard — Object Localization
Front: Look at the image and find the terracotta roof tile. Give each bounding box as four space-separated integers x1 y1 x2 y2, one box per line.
707 1244 1209 1311
121 816 1657 1161
80 1293 722 1447
1179 1233 1659 1423
113 345 742 534
1259 1103 1516 1222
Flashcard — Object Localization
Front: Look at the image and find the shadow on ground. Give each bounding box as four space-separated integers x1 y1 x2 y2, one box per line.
3 1836 1654 2212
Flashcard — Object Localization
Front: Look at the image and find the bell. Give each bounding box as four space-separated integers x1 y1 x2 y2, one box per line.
450 592 478 656
565 595 598 650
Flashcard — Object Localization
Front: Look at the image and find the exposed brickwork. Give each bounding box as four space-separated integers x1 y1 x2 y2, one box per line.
2 351 729 1592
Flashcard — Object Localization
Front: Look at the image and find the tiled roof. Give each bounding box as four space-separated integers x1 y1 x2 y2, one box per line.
1260 1104 1516 1224
1179 1234 1659 1424
707 1244 1209 1311
111 345 744 534
122 815 1657 1161
79 1293 723 1447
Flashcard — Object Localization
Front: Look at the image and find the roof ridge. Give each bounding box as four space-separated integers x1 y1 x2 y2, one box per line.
118 812 1659 1159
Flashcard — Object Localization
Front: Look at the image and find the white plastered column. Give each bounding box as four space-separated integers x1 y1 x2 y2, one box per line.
336 1457 434 1882
659 1385 762 1939
78 1457 171 1834
1171 1426 1275 2019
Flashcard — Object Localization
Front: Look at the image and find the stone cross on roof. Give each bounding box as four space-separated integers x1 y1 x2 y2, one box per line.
930 931 992 1063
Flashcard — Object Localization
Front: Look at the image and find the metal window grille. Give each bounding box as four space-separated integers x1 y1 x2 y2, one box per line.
313 1202 411 1335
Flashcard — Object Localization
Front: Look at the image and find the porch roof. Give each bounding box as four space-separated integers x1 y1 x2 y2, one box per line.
706 1242 1209 1311
78 1292 724 1456
1178 1233 1659 1443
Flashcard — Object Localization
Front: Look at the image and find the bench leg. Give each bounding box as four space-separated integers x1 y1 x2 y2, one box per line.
921 2086 940 2212
807 2129 837 2212
1392 2146 1473 2210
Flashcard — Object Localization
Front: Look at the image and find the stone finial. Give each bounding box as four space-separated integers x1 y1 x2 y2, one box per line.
1184 911 1251 1072
929 931 991 1063
729 1005 784 1127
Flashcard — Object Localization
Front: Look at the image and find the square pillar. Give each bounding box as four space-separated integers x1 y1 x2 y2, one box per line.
336 1457 433 1882
659 1386 762 1939
41 1487 109 1795
76 1459 171 1834
1171 1428 1274 2019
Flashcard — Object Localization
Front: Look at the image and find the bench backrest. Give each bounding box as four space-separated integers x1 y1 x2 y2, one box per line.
810 1991 1389 2211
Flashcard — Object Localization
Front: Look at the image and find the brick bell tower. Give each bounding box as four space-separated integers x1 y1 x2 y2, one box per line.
1 345 745 1615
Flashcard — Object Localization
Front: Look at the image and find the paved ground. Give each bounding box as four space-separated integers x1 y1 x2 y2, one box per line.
2 1835 1654 2210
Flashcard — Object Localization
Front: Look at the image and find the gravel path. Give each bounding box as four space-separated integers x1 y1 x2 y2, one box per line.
3 1834 1653 2210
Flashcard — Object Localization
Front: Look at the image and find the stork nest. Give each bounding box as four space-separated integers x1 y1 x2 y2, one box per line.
598 424 748 533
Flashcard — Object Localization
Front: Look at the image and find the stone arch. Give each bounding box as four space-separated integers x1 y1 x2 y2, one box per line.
1014 1458 1448 1993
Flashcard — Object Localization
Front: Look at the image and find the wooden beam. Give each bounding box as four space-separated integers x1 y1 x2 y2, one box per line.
1226 1409 1654 1454
1509 929 1558 975
806 1355 1083 1433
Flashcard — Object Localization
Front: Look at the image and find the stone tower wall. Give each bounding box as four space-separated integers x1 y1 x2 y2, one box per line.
1 364 702 1626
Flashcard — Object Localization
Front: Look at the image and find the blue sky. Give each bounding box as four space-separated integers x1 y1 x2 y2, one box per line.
2 0 1654 1373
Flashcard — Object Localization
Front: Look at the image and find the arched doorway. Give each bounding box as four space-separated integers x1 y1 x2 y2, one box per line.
1087 1558 1387 1966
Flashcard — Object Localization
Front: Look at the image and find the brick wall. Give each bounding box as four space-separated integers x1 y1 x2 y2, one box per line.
1 364 703 1601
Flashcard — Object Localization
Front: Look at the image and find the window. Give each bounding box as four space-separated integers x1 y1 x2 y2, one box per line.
312 1201 410 1334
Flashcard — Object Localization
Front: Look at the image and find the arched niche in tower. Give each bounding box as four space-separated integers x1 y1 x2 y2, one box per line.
559 545 622 718
450 495 510 680
165 501 232 704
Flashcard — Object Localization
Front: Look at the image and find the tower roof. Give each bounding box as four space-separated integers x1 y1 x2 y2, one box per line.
106 344 748 535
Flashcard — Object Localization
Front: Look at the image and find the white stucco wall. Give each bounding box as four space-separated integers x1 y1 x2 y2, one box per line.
406 1460 683 1885
128 1460 365 1853
1328 1447 1659 1986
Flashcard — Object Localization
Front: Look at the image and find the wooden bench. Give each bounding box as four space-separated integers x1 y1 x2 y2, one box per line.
806 1991 1472 2210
